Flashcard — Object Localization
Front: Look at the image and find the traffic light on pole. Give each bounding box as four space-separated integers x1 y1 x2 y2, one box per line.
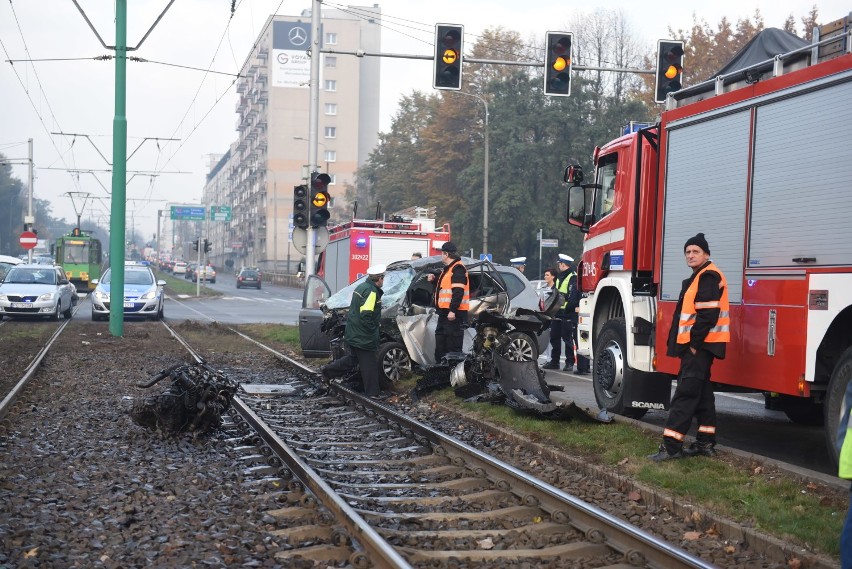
655 40 685 103
192 239 199 252
293 185 309 229
204 239 211 253
544 32 573 96
433 24 463 90
309 171 331 227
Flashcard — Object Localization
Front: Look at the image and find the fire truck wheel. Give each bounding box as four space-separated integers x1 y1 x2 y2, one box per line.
824 345 852 467
593 317 647 419
377 342 412 388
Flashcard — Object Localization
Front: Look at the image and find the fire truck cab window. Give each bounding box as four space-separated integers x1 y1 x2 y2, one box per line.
596 157 618 221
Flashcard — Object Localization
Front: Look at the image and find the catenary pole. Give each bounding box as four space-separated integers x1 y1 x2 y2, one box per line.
305 0 321 277
109 0 127 337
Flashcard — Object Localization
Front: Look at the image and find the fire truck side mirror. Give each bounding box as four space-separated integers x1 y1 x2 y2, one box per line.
564 164 583 185
566 185 589 232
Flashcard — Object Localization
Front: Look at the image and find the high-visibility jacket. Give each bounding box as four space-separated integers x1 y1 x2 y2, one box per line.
344 278 383 351
838 380 852 479
676 262 730 345
436 259 469 311
556 271 574 310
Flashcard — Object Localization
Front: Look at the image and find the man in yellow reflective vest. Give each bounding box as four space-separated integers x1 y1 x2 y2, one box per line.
342 264 386 398
427 242 469 362
836 379 852 567
650 233 730 462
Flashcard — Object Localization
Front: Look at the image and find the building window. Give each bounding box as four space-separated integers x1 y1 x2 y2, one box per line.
325 150 337 163
324 79 337 92
324 127 337 138
325 32 338 45
329 174 337 185
324 103 337 115
325 56 337 68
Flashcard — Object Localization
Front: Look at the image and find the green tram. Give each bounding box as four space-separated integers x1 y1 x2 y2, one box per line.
54 228 103 292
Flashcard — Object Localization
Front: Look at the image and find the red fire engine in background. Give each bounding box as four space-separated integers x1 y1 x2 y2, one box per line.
317 212 451 295
565 16 852 463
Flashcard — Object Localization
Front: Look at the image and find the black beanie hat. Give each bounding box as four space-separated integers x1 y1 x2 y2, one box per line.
684 232 710 254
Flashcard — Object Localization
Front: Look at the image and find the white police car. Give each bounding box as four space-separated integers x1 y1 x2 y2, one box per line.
91 263 166 321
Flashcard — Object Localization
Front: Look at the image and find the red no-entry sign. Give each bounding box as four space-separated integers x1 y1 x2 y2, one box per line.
19 231 38 250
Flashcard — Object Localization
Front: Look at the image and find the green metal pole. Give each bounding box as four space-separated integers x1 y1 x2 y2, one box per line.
109 0 127 336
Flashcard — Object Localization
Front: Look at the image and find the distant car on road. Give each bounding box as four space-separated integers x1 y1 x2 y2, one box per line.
193 265 216 283
0 264 75 320
236 268 261 289
172 261 188 276
91 263 166 321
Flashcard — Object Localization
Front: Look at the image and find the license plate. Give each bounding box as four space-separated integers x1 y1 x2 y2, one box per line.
11 302 33 308
124 302 134 308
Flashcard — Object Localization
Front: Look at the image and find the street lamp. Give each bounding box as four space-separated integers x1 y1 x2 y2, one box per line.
450 92 489 255
293 136 330 174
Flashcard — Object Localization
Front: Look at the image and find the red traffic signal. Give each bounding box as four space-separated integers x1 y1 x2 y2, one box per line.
544 32 573 97
655 40 685 103
433 24 463 91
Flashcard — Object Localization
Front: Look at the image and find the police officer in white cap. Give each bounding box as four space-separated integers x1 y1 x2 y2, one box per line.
510 256 527 274
544 254 587 373
340 264 386 397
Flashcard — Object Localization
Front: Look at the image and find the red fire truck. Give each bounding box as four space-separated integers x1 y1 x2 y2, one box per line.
318 214 452 294
565 17 852 462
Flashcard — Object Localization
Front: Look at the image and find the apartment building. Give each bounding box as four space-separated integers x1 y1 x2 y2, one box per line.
202 5 381 272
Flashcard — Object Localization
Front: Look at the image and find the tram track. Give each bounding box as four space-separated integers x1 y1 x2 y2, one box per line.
159 320 718 568
0 318 842 568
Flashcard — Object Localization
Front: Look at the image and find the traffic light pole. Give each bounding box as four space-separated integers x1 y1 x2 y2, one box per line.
304 0 322 278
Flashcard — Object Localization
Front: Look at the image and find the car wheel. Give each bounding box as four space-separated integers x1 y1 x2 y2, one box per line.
91 312 99 321
377 341 411 388
592 317 647 419
158 303 164 320
501 331 538 361
50 302 61 321
236 283 241 289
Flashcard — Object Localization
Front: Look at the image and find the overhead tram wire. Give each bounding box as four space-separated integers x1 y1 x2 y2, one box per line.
154 0 285 175
324 2 540 64
1 6 84 193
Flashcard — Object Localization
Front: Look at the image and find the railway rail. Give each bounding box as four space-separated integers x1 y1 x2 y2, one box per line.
0 317 841 568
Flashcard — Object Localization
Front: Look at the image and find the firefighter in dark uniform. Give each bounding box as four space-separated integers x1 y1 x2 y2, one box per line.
649 233 730 461
342 264 386 398
427 241 470 362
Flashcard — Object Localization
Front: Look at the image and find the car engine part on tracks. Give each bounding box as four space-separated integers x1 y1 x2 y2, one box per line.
131 362 240 433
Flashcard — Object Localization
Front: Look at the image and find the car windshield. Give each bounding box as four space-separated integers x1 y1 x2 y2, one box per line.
102 269 154 286
5 268 56 284
324 267 415 310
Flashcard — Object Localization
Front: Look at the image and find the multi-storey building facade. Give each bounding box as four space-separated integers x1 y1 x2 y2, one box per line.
201 5 381 272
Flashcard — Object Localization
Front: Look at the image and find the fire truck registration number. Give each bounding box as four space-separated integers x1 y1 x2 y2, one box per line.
351 254 369 261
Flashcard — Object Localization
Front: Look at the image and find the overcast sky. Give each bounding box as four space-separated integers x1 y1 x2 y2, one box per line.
0 0 843 241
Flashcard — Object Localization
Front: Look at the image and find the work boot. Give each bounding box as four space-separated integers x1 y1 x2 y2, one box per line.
563 364 573 372
648 443 684 462
542 361 560 370
682 441 717 457
575 368 590 375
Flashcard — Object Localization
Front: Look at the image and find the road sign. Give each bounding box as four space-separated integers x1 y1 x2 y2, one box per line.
479 253 492 261
19 231 38 250
540 238 559 248
210 205 232 222
292 226 330 255
170 205 206 221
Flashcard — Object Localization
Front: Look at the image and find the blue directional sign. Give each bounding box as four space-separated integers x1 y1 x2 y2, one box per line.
170 206 206 221
479 253 492 261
